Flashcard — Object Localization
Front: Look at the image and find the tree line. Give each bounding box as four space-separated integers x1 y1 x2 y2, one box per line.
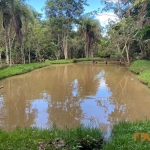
0 0 150 67
100 0 150 64
0 0 101 67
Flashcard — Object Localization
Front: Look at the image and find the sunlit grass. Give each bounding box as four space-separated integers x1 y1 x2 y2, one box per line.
129 60 150 74
139 69 150 87
102 120 150 150
129 60 150 87
49 59 73 64
0 58 104 81
0 125 103 150
0 62 51 80
1 121 150 149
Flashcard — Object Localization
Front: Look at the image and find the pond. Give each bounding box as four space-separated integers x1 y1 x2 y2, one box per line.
0 63 150 134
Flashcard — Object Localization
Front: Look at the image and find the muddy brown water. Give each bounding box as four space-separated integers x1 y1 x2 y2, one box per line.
0 63 150 134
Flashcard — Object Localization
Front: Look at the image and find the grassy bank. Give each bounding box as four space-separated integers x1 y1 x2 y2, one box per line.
0 121 150 149
0 58 107 81
0 125 103 150
0 60 71 80
0 62 50 80
0 58 103 81
103 120 150 150
129 60 150 87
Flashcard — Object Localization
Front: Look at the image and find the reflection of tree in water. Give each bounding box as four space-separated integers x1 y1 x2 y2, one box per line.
1 64 150 131
45 64 101 128
47 97 83 128
74 64 101 97
0 78 37 130
0 64 102 129
102 66 150 124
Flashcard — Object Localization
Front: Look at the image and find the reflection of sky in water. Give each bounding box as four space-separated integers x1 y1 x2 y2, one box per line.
30 99 49 128
25 69 126 135
94 70 105 79
81 71 116 135
1 64 148 134
0 98 3 109
72 79 78 97
29 92 51 128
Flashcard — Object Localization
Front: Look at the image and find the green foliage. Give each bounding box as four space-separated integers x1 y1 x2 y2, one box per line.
98 50 109 58
134 25 150 40
103 120 150 150
133 0 149 7
78 17 101 58
45 0 87 20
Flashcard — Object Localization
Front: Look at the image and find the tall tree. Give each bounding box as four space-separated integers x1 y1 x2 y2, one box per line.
78 17 101 58
45 0 87 59
0 0 34 65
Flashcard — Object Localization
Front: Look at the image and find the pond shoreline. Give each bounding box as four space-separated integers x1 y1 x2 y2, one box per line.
0 59 74 81
129 59 150 87
1 59 150 149
0 58 105 81
0 120 150 149
0 57 126 82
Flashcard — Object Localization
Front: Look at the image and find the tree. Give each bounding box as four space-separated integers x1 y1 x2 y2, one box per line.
99 0 150 62
129 0 150 58
0 0 34 66
100 0 132 20
78 17 101 58
45 0 87 59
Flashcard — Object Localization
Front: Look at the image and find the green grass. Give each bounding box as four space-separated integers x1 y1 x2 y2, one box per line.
49 59 73 64
0 58 104 81
129 60 150 87
0 62 51 80
129 60 150 74
102 120 150 150
0 125 103 150
75 57 105 61
0 59 76 80
1 121 150 149
139 69 150 87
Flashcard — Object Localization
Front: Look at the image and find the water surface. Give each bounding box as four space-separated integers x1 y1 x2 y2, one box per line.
0 63 150 133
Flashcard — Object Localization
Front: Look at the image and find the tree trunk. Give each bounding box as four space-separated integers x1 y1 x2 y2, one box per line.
21 44 25 64
87 35 90 58
84 32 90 58
84 32 87 58
125 43 130 65
64 36 68 59
9 35 12 66
0 51 2 67
28 47 30 63
5 27 9 65
10 33 16 66
89 38 93 58
57 34 61 60
84 41 87 58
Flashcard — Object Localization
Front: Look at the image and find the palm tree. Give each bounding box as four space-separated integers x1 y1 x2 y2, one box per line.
0 0 33 66
78 17 101 58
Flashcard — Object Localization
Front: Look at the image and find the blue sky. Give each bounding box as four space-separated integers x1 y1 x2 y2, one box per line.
26 0 119 27
26 0 102 15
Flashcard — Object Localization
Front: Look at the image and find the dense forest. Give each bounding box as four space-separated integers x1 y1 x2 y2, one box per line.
0 0 150 66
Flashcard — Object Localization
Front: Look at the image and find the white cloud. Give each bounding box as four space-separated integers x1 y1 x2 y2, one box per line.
105 0 118 3
96 12 120 27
